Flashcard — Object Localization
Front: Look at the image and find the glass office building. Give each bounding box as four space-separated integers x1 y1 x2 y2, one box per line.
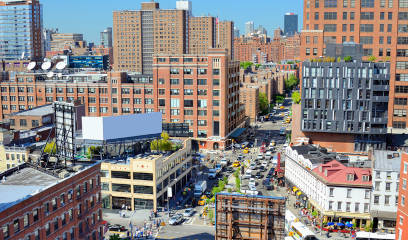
0 0 43 61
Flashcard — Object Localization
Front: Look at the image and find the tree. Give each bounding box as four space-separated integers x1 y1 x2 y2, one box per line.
109 234 120 240
240 61 253 70
150 131 173 151
44 141 56 154
368 55 377 62
255 63 262 68
259 92 269 115
285 74 299 91
292 91 301 104
275 95 285 103
343 56 352 62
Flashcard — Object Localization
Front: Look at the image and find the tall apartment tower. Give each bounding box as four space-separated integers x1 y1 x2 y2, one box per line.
234 27 240 38
113 1 234 74
100 27 112 48
245 21 254 36
0 0 43 61
301 0 408 134
284 13 298 36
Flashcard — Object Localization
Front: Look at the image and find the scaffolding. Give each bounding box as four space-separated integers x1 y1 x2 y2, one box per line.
215 193 286 240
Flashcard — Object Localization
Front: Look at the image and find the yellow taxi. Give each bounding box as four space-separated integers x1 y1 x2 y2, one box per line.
232 161 241 167
198 195 208 206
285 118 291 123
270 140 276 146
243 147 249 154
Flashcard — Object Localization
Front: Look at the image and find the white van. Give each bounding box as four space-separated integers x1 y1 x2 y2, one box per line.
243 170 252 179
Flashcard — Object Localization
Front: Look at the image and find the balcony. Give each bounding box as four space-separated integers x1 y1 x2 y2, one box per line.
371 117 388 124
370 128 387 134
372 96 389 102
372 85 389 91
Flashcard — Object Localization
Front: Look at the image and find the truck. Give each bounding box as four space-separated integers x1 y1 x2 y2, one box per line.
194 181 207 197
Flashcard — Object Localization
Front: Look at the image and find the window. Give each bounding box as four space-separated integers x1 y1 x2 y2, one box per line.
342 24 347 32
158 89 165 95
347 189 352 198
170 89 179 95
184 68 192 74
395 98 408 105
314 13 319 20
386 182 391 191
361 0 374 7
184 100 193 107
360 36 373 44
384 195 390 205
350 11 355 19
198 69 207 75
170 68 179 74
170 109 180 116
400 12 408 20
145 98 154 105
346 202 351 212
364 203 369 212
360 12 374 20
20 119 27 127
343 12 347 19
389 12 393 20
133 88 141 94
329 188 334 197
197 100 207 108
170 79 179 85
337 201 342 210
350 24 354 32
197 79 207 85
170 99 180 108
197 120 207 126
347 173 354 181
145 88 153 95
360 24 374 32
329 201 333 210
184 109 193 115
197 89 207 96
365 190 370 199
388 24 392 32
380 12 385 19
402 195 405 206
399 24 408 33
405 162 408 174
213 79 220 86
324 24 337 32
401 0 408 7
355 202 360 212
394 121 407 129
324 12 337 19
374 195 380 204
306 48 310 56
404 179 407 189
388 36 392 44
324 0 337 7
184 89 193 95
184 79 193 85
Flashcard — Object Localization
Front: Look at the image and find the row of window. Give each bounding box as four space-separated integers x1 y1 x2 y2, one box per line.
328 201 370 213
308 0 393 8
0 87 155 95
311 11 393 21
158 78 220 86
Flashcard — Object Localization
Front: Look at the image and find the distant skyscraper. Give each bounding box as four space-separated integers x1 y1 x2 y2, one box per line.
0 0 43 61
257 25 267 35
100 27 113 47
234 27 240 38
245 21 254 36
43 28 58 54
176 0 192 16
284 13 298 36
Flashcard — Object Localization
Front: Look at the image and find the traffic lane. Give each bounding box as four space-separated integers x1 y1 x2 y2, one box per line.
156 224 215 240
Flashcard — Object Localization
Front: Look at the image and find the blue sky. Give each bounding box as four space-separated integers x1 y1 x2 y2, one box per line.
41 0 303 44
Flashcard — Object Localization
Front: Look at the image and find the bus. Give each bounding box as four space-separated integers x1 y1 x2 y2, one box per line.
288 221 318 240
280 127 286 136
355 232 395 240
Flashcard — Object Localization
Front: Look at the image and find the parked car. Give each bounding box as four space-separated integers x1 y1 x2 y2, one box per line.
169 214 183 225
255 172 263 179
183 208 195 217
108 225 128 238
243 170 252 179
226 167 234 174
249 185 257 191
257 154 264 160
249 178 256 187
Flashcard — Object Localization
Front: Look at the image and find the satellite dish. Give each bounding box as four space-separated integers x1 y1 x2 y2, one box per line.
56 62 67 70
57 73 62 78
47 71 54 78
27 62 36 70
41 61 52 70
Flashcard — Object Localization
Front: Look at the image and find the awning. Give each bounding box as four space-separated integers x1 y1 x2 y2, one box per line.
229 128 246 138
297 191 302 196
292 186 298 192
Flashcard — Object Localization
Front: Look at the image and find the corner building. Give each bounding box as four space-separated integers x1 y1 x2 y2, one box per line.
301 0 408 133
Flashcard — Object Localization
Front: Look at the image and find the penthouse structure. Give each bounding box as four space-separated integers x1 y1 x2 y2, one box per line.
0 0 43 61
0 161 103 240
113 1 234 74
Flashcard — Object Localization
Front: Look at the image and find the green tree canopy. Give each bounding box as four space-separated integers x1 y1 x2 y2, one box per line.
343 56 352 62
275 94 285 103
44 141 56 154
259 92 269 115
240 61 253 70
151 131 173 151
285 74 299 91
292 91 301 104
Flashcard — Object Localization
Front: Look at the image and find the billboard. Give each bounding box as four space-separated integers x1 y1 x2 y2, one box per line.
82 113 162 141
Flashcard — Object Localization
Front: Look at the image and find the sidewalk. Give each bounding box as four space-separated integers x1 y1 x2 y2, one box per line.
285 193 352 240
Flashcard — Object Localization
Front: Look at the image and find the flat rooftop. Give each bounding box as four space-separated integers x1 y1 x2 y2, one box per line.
0 161 99 212
291 145 339 165
373 150 401 171
0 167 59 212
11 104 53 117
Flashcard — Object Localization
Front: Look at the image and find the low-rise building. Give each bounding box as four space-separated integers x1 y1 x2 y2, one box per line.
0 161 103 240
285 145 372 228
7 104 54 131
100 139 194 211
370 150 401 232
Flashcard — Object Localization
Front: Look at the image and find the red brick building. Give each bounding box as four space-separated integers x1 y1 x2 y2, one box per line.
153 48 245 149
0 162 103 240
396 152 408 240
300 0 408 133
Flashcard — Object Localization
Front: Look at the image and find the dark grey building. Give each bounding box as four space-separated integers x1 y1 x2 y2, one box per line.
284 13 298 36
301 44 390 151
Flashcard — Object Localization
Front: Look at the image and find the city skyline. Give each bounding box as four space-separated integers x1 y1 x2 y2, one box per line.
40 0 303 43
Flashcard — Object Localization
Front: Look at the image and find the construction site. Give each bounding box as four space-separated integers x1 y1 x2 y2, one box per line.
215 193 286 240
